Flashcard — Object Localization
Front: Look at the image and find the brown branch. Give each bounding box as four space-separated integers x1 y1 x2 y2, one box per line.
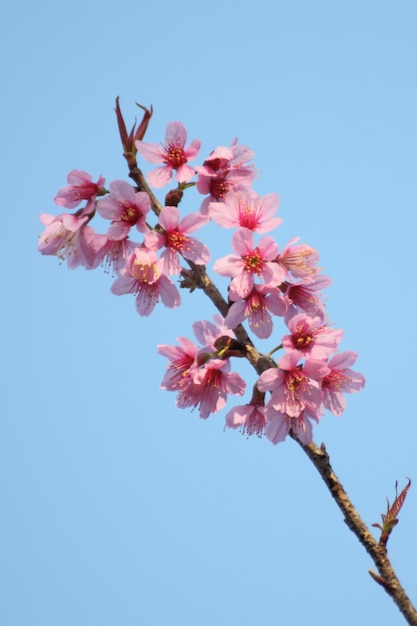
291 436 417 625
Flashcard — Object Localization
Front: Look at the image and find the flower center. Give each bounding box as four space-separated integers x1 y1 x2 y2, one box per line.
323 370 346 391
166 230 187 252
294 324 314 349
165 145 187 169
286 370 307 395
237 196 259 230
247 290 266 312
121 205 140 224
132 259 158 283
209 176 230 199
242 248 264 274
75 182 98 200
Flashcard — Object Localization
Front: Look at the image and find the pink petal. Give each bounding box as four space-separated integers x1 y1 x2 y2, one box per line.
147 166 173 188
179 212 209 233
165 121 187 146
159 206 180 231
175 163 197 183
135 141 166 164
265 411 289 444
158 275 181 308
231 228 254 255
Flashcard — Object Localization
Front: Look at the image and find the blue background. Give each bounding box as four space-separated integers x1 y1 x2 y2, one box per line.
2 1 417 624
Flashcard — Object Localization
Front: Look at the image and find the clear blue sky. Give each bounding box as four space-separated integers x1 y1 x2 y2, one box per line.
2 1 417 624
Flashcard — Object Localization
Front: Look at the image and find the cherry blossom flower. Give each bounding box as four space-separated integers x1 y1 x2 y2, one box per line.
209 186 282 233
213 228 284 298
283 274 332 321
145 206 210 274
275 237 321 280
196 142 255 214
158 337 199 394
225 385 267 437
54 170 106 209
321 351 365 415
158 317 246 418
135 121 201 188
225 403 267 437
38 208 102 269
282 313 343 359
265 408 314 445
111 247 180 316
224 284 286 338
96 180 151 239
187 358 246 419
258 351 329 419
93 236 138 275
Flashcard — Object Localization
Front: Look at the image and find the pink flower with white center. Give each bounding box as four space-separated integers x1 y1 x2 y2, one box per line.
224 284 287 338
145 206 210 275
38 209 101 269
258 351 329 419
275 237 321 280
54 170 106 209
111 247 180 316
187 358 246 419
321 351 365 416
209 187 282 233
158 337 199 394
282 313 343 360
96 180 151 239
196 142 256 214
213 228 284 298
264 408 314 445
283 274 332 322
135 121 201 188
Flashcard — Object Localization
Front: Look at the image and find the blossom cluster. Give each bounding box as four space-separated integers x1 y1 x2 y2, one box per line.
39 111 365 445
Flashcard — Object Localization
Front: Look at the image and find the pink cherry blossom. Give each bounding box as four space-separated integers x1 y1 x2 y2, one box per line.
135 121 201 188
258 352 329 419
196 142 255 214
209 187 282 233
275 237 321 280
224 284 287 338
283 274 332 321
225 403 267 437
265 408 314 445
96 180 151 239
54 170 106 209
111 247 180 316
321 351 365 415
158 337 199 394
225 384 267 437
187 358 246 419
93 236 138 275
158 318 246 419
213 228 284 298
282 313 343 359
145 206 210 274
38 208 101 269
